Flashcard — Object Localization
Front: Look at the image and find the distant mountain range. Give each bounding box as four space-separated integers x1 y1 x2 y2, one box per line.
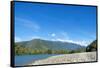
16 39 85 51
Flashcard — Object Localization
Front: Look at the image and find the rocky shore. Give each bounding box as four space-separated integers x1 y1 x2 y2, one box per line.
29 52 97 65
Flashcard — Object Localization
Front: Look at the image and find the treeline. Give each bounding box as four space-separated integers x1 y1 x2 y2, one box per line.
15 44 86 55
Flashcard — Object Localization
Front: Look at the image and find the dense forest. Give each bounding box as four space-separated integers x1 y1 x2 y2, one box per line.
15 44 85 55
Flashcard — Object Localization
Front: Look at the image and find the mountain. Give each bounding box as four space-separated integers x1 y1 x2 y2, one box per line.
16 39 85 51
86 40 97 52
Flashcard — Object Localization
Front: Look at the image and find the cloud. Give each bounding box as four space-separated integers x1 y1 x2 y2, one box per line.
15 17 40 32
56 38 91 46
53 32 69 40
51 33 56 37
15 37 22 42
50 32 90 46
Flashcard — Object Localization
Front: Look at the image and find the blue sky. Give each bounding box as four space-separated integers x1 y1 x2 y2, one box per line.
14 2 97 46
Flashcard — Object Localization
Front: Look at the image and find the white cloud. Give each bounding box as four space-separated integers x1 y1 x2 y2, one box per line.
55 38 91 46
51 33 56 37
15 37 22 42
15 17 40 32
50 32 91 46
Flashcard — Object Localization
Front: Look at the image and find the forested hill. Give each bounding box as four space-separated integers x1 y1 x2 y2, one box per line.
15 39 86 55
16 39 85 50
86 40 97 52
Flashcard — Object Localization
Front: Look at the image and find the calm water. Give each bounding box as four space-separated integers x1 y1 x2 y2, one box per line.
15 54 59 66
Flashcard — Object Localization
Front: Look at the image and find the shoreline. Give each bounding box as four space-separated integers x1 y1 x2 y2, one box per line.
29 52 97 65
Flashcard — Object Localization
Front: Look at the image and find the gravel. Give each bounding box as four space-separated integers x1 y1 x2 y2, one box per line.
29 52 97 65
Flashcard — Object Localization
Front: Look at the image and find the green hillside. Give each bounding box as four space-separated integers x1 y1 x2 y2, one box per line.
15 39 86 55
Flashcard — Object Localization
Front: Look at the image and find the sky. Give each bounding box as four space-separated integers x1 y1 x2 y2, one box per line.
14 2 97 46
